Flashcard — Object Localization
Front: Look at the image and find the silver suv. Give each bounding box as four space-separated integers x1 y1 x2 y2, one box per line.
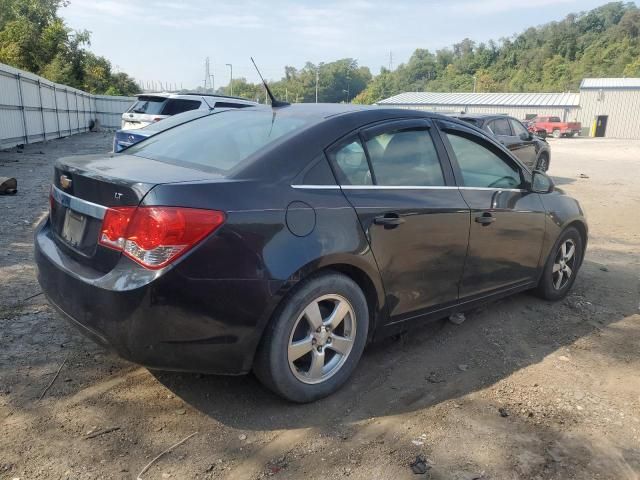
121 93 258 129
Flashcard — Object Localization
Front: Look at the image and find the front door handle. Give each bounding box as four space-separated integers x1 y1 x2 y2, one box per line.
374 213 405 228
475 212 496 226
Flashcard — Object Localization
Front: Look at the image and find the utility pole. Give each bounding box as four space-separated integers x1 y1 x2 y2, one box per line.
315 66 319 103
389 51 393 71
204 57 211 91
226 64 233 96
473 75 477 93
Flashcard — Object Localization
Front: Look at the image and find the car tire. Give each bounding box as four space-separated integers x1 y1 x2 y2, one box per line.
253 272 369 403
535 227 583 301
552 129 562 138
536 152 550 172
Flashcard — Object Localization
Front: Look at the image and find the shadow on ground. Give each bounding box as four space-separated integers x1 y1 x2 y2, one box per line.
150 251 638 433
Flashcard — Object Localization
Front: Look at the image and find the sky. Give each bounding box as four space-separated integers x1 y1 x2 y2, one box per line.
61 0 615 89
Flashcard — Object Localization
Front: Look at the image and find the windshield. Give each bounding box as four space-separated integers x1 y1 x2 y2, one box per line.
127 109 315 174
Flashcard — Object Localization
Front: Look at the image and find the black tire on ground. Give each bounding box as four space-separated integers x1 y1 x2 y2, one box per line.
536 152 550 172
566 132 575 138
535 227 583 301
253 272 369 403
552 129 562 138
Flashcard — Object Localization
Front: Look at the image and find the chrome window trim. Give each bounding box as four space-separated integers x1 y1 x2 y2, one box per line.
291 184 527 193
291 185 341 190
51 185 108 220
341 185 456 190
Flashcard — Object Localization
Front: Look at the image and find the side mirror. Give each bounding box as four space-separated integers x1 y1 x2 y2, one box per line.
520 131 533 141
531 170 554 194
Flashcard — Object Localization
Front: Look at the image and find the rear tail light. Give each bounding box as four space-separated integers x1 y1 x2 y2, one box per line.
99 206 225 269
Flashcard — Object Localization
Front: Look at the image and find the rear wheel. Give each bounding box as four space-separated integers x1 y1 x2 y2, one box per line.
536 152 549 172
535 227 583 300
254 272 369 402
552 129 562 138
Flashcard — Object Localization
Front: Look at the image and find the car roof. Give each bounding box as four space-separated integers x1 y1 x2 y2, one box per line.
136 92 257 104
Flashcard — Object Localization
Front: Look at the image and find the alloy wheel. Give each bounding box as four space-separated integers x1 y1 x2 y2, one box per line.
288 294 356 384
552 239 576 290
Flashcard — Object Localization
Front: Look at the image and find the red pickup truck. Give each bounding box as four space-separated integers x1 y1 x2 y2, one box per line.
530 116 581 138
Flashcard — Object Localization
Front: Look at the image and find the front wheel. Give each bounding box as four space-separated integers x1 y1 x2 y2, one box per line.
254 272 369 402
535 227 583 300
552 129 562 138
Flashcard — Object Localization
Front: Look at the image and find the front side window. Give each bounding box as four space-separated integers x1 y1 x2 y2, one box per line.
446 132 522 189
510 119 529 138
487 118 512 136
365 129 445 186
329 139 372 185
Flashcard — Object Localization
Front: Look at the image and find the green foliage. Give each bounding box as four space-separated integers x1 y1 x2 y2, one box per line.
356 2 640 103
0 0 139 95
218 58 371 104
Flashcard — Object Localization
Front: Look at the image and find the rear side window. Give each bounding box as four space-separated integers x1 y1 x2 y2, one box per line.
487 118 512 136
128 97 166 114
161 99 201 115
329 139 372 186
549 117 561 122
365 129 444 186
126 109 314 174
446 132 522 189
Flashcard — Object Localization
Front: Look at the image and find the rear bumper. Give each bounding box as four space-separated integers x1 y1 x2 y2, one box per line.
35 219 278 375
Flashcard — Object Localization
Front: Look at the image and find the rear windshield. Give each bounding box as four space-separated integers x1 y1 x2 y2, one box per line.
140 109 210 133
128 96 167 114
458 118 480 127
127 109 315 174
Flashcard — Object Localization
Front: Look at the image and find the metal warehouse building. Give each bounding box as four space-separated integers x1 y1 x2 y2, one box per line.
578 78 640 139
377 78 640 139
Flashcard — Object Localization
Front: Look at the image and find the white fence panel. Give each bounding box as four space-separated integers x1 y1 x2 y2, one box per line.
0 62 136 149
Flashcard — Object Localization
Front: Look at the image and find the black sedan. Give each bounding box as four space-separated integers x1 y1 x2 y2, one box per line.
35 105 587 402
450 114 551 171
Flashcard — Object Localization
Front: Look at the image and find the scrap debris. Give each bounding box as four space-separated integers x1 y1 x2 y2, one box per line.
38 355 68 400
136 432 198 480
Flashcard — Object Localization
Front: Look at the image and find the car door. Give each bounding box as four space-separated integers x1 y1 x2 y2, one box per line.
509 118 538 169
437 120 546 299
327 119 470 321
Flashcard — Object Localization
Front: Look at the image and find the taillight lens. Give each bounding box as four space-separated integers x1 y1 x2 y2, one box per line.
99 206 225 269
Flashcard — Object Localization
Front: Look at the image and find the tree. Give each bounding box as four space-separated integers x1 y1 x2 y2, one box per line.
0 0 139 95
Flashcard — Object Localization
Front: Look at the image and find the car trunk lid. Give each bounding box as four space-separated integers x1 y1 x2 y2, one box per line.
50 154 223 272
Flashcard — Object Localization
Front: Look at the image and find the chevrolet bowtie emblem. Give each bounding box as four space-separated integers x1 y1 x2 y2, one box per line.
60 174 72 189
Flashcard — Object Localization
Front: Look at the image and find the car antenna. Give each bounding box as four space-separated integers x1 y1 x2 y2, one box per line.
250 57 289 108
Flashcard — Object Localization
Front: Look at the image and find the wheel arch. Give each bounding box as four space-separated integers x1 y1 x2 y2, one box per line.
244 255 387 372
565 219 588 267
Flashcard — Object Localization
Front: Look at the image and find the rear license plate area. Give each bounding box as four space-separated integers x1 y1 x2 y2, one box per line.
61 209 87 247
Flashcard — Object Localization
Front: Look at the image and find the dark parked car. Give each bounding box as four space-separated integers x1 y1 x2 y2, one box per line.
451 114 551 171
36 105 587 402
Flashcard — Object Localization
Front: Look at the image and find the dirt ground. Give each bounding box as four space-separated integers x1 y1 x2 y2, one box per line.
0 132 638 480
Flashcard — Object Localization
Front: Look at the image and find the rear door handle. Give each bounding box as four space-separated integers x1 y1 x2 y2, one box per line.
475 212 496 225
374 214 405 228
